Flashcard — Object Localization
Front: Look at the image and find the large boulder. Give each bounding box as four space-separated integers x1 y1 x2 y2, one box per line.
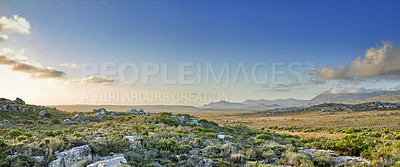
86 156 127 167
48 145 92 167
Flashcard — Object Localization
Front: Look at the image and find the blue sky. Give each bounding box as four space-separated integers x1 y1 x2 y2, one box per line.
1 0 400 104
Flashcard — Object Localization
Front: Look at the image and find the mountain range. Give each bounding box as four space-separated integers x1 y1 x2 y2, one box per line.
200 90 400 110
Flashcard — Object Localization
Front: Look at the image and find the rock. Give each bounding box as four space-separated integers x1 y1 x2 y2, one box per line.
39 110 46 116
100 108 106 115
74 114 82 119
93 108 106 114
48 145 92 167
178 116 186 121
95 113 104 119
63 119 71 123
86 156 127 167
298 148 370 166
149 132 156 136
217 135 232 140
189 120 198 124
124 135 142 147
127 108 145 115
126 108 137 114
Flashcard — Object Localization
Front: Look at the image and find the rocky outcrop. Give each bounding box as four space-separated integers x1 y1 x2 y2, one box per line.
299 148 370 166
48 145 92 167
86 156 127 167
126 108 145 115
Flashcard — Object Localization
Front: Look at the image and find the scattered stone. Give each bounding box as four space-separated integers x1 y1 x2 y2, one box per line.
124 135 142 148
95 113 104 119
48 145 92 167
190 119 198 124
63 119 71 123
127 108 145 115
74 114 83 119
93 108 107 114
149 132 156 136
86 156 127 167
218 135 232 140
39 110 46 116
299 148 370 166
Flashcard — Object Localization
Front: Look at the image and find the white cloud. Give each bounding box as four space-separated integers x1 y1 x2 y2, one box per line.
319 87 371 94
73 75 116 84
0 34 8 41
0 48 14 55
316 42 400 80
59 63 80 69
0 15 31 34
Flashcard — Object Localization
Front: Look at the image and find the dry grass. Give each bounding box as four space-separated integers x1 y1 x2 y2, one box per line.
50 104 400 139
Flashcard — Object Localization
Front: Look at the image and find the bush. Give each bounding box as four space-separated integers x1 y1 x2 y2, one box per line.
9 130 23 138
230 153 246 163
89 134 131 156
22 120 33 125
255 133 272 140
51 118 60 124
313 151 332 167
278 151 313 167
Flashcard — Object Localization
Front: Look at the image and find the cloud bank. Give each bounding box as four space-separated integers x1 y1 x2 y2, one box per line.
0 15 31 34
0 34 8 41
73 75 116 84
0 49 67 79
316 42 400 80
320 87 372 94
59 63 80 69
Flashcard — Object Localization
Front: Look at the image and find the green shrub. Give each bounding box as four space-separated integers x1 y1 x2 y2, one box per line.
37 120 45 124
255 133 272 140
44 112 52 117
16 135 28 142
9 130 23 138
313 151 332 167
51 118 60 124
278 151 313 167
89 134 131 156
22 120 34 125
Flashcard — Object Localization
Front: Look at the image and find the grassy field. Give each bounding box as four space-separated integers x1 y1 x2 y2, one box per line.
52 104 400 140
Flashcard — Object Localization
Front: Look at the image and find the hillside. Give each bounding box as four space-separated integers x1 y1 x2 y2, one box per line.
345 94 400 104
200 100 277 110
306 90 400 105
242 98 307 107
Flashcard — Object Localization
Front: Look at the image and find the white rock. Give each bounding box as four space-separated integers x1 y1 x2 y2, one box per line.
217 135 232 140
86 156 127 167
48 145 92 167
95 113 104 119
39 110 46 116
